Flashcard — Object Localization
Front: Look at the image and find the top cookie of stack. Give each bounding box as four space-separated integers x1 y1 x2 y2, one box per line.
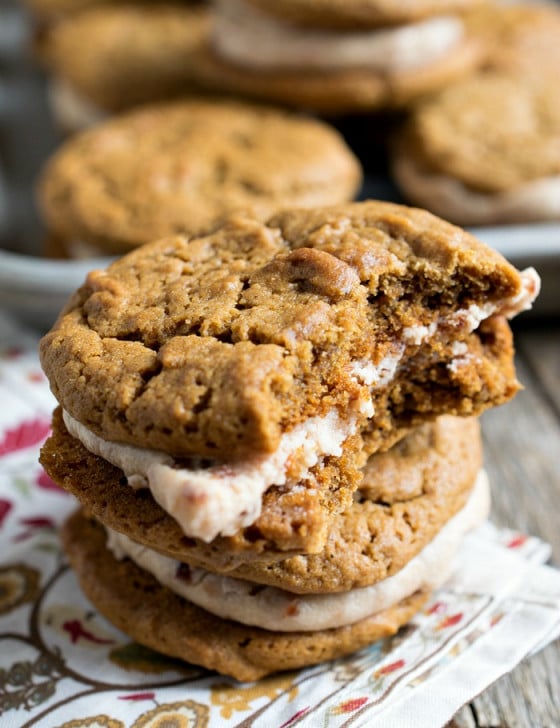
40 200 538 560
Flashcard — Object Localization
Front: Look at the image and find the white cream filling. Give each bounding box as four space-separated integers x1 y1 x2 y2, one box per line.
446 267 540 331
63 264 538 547
349 347 404 417
213 0 463 72
63 408 356 543
394 155 560 226
447 341 471 374
48 77 108 132
62 350 407 543
106 469 490 631
402 323 437 346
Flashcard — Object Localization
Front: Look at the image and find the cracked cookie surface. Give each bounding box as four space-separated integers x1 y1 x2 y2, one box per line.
38 99 362 253
40 201 528 462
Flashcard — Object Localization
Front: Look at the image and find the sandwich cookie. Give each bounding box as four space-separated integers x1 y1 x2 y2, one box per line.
189 0 484 113
40 4 210 133
38 99 362 257
392 72 560 225
60 467 489 680
43 414 483 584
40 201 539 562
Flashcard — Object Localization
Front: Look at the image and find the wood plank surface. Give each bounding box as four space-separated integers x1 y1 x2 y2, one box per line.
451 321 560 727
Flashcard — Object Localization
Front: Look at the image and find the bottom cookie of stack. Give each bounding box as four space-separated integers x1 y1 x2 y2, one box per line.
59 419 489 681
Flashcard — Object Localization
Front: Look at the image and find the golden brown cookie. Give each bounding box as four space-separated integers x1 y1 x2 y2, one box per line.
40 201 536 561
392 71 560 225
42 411 482 585
191 1 484 114
40 201 532 462
61 509 429 681
38 100 362 255
41 5 210 127
465 3 560 79
41 407 363 563
247 0 484 29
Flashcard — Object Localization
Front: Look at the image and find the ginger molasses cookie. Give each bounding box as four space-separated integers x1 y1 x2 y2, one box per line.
465 2 560 79
246 0 484 29
24 0 172 22
392 72 560 225
43 411 482 583
41 5 210 132
189 0 484 113
38 100 362 256
60 467 489 679
100 470 489 636
62 509 431 681
40 201 538 560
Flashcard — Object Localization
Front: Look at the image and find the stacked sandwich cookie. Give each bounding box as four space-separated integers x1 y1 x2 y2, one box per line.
392 3 560 226
391 72 560 226
40 201 539 680
189 0 485 113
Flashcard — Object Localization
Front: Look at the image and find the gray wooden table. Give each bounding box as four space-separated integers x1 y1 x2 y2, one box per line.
450 321 560 728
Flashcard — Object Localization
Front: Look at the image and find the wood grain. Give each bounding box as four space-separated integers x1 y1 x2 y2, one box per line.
450 322 560 727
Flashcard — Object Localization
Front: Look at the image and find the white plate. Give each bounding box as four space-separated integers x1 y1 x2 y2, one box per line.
470 223 560 262
0 249 113 331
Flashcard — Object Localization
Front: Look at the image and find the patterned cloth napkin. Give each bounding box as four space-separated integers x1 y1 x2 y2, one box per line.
1 312 560 728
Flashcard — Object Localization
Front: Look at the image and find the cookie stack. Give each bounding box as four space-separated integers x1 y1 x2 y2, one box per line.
190 0 485 113
40 201 539 680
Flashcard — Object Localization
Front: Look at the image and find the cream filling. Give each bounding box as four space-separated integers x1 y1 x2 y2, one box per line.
48 77 108 132
62 351 405 543
63 270 538 546
447 267 540 328
106 469 490 631
394 155 560 226
213 0 463 72
64 408 356 543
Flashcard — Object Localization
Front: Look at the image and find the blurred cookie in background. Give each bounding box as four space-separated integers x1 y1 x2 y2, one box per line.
245 0 483 29
22 0 188 24
37 99 362 257
189 0 486 114
37 4 210 133
392 71 560 226
464 1 560 78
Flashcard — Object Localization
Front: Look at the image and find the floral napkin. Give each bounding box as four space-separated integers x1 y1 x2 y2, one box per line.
1 311 559 728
